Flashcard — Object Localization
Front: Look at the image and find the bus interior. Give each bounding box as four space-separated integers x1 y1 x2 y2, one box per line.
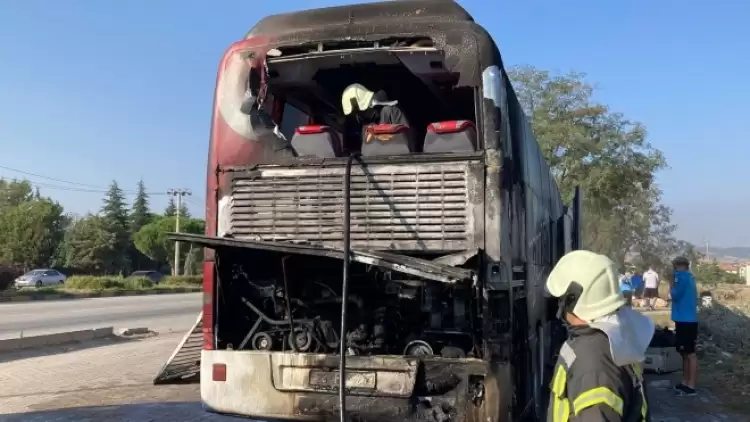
259 38 480 158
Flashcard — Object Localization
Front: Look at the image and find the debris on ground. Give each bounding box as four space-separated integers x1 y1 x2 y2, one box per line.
647 372 748 422
642 288 750 421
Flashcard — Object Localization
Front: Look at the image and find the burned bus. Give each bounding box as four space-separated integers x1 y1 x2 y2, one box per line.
170 1 582 421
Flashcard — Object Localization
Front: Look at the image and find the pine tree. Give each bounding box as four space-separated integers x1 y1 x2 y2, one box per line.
101 180 130 272
164 197 177 217
102 181 129 228
178 201 191 218
130 179 151 233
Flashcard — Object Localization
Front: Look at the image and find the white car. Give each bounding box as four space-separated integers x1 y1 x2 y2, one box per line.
14 269 67 288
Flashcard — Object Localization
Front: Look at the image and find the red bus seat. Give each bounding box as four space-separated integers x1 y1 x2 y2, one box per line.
291 125 342 158
361 124 415 156
423 120 477 153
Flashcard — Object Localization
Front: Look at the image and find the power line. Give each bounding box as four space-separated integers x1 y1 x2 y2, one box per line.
185 195 204 206
0 164 111 190
27 180 167 196
0 164 170 195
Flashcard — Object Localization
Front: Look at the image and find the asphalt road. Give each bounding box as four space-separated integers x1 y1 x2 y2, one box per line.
0 293 202 339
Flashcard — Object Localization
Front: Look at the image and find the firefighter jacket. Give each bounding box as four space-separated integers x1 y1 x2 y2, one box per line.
547 326 649 422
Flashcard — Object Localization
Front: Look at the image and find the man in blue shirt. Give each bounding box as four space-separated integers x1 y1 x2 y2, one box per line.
619 270 634 306
670 255 699 396
630 271 644 304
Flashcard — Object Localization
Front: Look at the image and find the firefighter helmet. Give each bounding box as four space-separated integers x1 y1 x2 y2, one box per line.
546 250 626 322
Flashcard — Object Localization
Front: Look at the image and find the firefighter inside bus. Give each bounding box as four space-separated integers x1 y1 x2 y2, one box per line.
341 83 414 155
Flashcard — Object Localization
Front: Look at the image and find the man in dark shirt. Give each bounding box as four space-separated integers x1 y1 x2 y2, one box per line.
369 89 410 126
341 83 410 127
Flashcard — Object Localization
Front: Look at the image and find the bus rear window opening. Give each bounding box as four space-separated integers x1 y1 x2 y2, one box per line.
254 40 479 158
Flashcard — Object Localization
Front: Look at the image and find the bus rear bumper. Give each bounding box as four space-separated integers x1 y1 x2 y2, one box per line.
200 350 513 422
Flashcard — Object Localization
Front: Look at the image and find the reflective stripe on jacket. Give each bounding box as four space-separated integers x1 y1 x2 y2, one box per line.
547 326 649 422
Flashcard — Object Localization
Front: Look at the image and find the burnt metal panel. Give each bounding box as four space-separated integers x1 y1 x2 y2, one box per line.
168 232 476 285
247 0 474 38
226 161 482 252
153 312 203 385
241 20 499 89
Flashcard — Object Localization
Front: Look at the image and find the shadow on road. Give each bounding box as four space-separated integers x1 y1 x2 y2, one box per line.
0 401 254 421
0 335 148 364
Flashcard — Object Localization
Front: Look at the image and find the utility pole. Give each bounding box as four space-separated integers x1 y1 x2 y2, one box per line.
704 237 710 261
167 189 192 276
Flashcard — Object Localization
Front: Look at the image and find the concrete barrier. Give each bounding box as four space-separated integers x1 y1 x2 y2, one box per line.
118 327 151 336
0 327 115 352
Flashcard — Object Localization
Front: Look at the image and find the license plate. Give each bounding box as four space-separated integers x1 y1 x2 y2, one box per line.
309 370 376 389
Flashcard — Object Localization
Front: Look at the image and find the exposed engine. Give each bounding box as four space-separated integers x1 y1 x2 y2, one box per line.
231 260 477 359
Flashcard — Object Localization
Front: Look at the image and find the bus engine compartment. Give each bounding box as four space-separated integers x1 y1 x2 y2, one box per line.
215 248 480 360
210 154 488 363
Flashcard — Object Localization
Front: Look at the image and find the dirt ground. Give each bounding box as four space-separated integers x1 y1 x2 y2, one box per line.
644 301 750 421
0 334 242 421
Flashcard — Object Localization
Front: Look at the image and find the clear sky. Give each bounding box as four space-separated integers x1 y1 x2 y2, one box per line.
1 0 748 246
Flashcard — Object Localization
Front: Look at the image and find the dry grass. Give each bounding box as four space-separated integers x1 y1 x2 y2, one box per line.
694 284 750 412
644 282 750 412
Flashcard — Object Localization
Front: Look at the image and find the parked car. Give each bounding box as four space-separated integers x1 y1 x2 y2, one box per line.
14 269 67 288
128 270 165 284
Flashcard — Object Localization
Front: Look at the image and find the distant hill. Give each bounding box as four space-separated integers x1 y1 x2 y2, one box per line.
707 246 750 261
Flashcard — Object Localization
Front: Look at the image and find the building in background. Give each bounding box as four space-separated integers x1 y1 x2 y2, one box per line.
738 265 750 285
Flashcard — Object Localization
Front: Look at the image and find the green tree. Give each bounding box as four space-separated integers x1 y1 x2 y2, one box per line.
0 199 66 269
508 66 671 263
693 260 744 285
101 180 130 272
133 216 205 269
128 180 155 271
64 215 119 274
178 201 191 218
52 213 77 267
182 245 202 275
164 197 177 217
681 242 704 267
0 179 34 209
130 179 152 233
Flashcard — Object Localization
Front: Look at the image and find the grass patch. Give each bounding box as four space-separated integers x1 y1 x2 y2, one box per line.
7 286 66 295
64 275 154 290
0 275 202 298
62 275 202 291
695 286 750 413
161 275 202 287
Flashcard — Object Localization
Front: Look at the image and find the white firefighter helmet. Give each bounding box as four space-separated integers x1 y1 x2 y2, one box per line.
546 250 626 322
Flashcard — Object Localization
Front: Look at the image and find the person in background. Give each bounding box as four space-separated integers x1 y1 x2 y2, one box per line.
643 267 660 310
630 270 645 306
670 256 699 397
619 270 634 306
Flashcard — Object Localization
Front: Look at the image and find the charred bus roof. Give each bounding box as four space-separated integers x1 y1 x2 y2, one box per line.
240 0 502 87
246 0 474 38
